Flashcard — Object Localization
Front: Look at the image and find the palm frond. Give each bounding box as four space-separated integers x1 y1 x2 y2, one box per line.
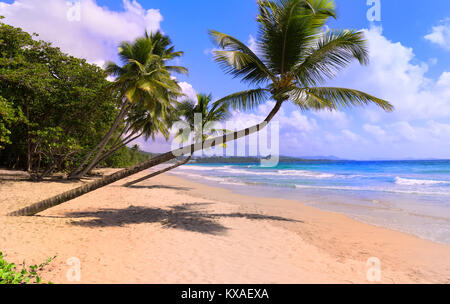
214 88 270 111
166 65 189 75
209 30 275 84
305 87 394 112
294 29 369 86
256 0 336 75
104 61 123 77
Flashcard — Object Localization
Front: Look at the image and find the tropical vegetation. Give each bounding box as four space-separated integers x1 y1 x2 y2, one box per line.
0 18 150 180
2 0 393 216
125 93 231 187
68 31 186 180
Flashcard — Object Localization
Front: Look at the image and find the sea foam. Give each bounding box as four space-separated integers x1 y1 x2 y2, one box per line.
395 177 450 186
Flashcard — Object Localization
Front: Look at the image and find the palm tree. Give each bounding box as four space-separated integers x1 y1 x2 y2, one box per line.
69 31 186 179
88 100 179 169
9 0 393 217
211 0 391 117
124 93 230 187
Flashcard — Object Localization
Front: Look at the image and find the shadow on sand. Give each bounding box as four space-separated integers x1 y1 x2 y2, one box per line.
66 203 302 235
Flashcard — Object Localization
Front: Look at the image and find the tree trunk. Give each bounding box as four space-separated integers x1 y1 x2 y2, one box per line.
8 100 283 216
124 155 192 187
69 101 131 179
87 132 143 170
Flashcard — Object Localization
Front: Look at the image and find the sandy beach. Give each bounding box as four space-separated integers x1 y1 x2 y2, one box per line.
1 169 449 284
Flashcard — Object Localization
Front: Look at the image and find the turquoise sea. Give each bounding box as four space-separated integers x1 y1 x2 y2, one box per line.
171 160 450 245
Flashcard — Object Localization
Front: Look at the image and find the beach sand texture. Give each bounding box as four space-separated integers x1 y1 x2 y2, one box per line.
1 169 449 284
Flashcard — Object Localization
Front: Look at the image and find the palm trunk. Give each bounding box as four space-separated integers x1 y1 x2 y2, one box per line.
69 102 131 179
97 132 142 163
124 155 192 187
8 100 283 216
84 131 143 171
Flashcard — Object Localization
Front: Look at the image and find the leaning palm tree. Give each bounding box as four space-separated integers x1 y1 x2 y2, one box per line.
124 93 230 187
69 31 186 179
211 0 392 117
10 0 393 217
88 100 179 169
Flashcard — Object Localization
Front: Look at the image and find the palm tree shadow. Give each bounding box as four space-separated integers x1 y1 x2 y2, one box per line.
66 203 301 235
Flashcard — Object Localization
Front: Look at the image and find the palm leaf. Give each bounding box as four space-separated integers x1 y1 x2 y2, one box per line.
257 0 336 75
209 30 275 84
294 29 369 86
305 87 394 111
166 66 189 75
214 88 270 111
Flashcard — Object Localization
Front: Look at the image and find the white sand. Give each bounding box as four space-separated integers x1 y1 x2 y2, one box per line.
1 170 449 283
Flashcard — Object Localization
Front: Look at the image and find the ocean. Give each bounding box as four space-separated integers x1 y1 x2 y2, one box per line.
171 160 450 245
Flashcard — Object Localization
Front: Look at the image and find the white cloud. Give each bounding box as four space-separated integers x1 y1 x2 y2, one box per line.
313 110 349 128
222 101 318 156
349 26 448 120
363 124 386 141
391 121 417 142
0 0 163 64
172 26 450 159
178 81 198 101
427 120 450 137
425 19 450 50
342 130 358 141
229 101 317 134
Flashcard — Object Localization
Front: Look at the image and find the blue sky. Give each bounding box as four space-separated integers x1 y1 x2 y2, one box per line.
84 0 450 98
1 0 450 160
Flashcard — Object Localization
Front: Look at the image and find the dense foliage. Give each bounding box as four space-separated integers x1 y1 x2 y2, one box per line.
0 95 24 149
68 31 185 179
0 19 149 178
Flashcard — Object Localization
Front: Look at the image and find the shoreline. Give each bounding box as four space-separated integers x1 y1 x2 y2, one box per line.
1 169 450 283
163 173 450 280
170 170 450 247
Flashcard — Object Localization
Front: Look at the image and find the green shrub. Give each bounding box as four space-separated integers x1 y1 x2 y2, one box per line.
0 251 56 284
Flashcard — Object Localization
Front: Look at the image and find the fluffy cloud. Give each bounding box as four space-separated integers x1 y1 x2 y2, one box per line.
313 25 450 159
313 110 349 129
341 130 359 142
425 19 450 51
339 26 450 120
178 82 198 101
0 0 163 64
193 26 450 159
363 124 387 142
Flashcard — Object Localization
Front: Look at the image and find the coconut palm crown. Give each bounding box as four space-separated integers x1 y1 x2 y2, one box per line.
210 0 393 115
105 31 186 113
